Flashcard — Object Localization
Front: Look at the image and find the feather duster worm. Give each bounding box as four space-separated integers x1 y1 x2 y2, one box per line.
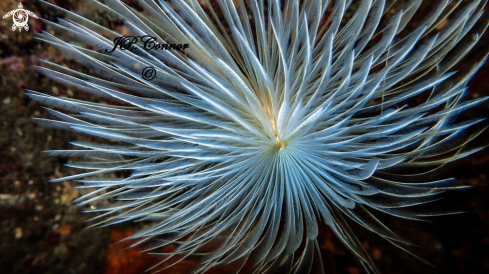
30 0 488 273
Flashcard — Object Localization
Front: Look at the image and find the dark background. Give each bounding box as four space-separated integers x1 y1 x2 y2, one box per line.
0 0 488 273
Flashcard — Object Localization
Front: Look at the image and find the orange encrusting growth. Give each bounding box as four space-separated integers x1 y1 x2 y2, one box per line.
104 229 253 274
104 229 159 274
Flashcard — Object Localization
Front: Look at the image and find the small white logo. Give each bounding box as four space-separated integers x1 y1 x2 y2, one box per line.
3 3 38 32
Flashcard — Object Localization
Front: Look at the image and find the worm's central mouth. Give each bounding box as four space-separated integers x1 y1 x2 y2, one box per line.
270 138 286 153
